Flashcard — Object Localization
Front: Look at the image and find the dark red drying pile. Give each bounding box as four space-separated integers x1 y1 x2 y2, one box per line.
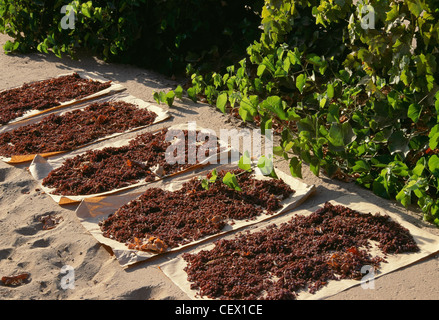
1 273 31 287
0 72 111 125
99 169 295 251
0 100 158 157
42 129 224 196
182 202 420 300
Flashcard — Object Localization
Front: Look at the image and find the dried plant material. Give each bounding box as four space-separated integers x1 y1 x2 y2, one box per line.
99 169 295 252
1 273 31 287
182 202 420 300
0 101 158 157
42 129 224 196
0 73 111 125
38 214 63 230
127 237 168 253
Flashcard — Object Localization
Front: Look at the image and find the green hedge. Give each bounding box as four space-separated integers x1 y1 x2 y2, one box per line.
0 0 263 74
3 0 439 227
162 0 439 227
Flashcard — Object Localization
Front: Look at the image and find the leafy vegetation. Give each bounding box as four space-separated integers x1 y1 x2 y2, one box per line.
1 0 439 227
0 0 262 75
163 0 439 226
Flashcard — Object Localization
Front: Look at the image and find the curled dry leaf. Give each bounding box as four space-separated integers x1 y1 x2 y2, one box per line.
1 273 31 287
38 214 63 230
127 236 168 253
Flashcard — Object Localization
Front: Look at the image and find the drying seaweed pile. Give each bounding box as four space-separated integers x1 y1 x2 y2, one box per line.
182 202 420 300
99 169 295 252
0 73 111 125
0 101 158 157
42 129 224 196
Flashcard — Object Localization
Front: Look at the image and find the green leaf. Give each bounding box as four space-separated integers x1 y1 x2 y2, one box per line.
287 108 301 121
352 160 371 173
338 70 351 83
288 49 302 65
257 155 277 178
327 122 356 150
153 91 161 104
165 90 175 107
412 158 426 176
259 115 272 135
52 45 62 58
201 179 210 190
223 172 242 191
309 157 320 176
174 85 183 100
238 151 252 172
37 42 49 54
396 187 411 208
388 130 410 157
429 125 439 149
327 83 335 99
373 174 390 199
209 169 218 183
306 53 323 66
260 96 287 120
4 40 19 53
216 92 228 113
81 2 93 18
407 0 424 17
407 103 422 123
429 132 439 150
327 104 339 123
239 95 258 122
428 155 439 175
187 87 197 102
296 73 306 93
328 124 344 147
201 169 218 190
289 157 302 179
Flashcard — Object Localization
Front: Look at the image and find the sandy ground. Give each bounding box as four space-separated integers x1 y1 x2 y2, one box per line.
0 32 438 301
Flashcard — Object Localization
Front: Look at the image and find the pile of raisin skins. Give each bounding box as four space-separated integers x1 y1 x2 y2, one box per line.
183 202 420 300
0 72 111 125
42 129 225 196
0 101 158 157
99 169 295 249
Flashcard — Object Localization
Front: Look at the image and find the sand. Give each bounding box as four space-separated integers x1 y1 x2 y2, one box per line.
0 32 438 301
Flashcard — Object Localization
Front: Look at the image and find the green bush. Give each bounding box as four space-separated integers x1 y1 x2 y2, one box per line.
2 0 439 227
174 0 439 226
0 0 263 74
